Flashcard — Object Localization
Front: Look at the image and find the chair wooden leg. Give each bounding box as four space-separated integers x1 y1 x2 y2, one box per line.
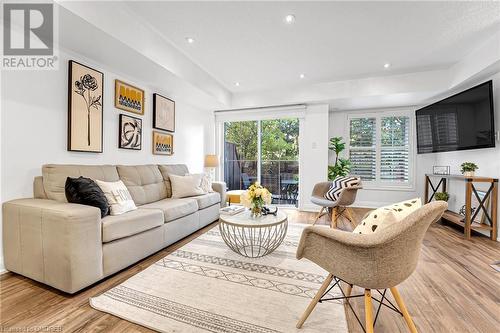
296 273 334 328
312 207 324 226
344 284 352 304
345 208 356 229
390 287 418 333
330 207 338 229
364 289 374 333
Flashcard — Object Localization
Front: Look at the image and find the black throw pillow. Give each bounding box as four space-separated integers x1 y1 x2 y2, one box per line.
65 176 109 218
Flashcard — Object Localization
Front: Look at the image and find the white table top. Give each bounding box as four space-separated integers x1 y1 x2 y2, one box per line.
220 210 287 227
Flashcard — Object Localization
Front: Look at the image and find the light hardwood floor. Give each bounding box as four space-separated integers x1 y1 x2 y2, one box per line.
1 208 499 332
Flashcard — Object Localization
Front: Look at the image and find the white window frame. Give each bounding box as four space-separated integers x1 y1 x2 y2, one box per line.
345 108 416 191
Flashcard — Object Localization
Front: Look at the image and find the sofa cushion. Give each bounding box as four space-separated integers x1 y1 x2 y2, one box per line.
117 165 167 205
101 208 164 243
42 164 119 202
158 164 189 197
192 192 221 209
140 198 198 222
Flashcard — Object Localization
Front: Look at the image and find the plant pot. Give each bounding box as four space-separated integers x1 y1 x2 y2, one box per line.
463 171 475 177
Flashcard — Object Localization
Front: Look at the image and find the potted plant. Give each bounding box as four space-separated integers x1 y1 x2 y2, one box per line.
328 137 351 180
460 162 478 177
434 192 449 202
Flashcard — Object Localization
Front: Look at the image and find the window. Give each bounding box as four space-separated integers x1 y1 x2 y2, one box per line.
348 112 413 188
223 118 299 206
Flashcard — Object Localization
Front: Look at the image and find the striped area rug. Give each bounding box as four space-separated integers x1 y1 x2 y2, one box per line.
90 223 347 333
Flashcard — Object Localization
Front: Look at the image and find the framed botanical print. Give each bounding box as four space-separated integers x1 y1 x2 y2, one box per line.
115 79 145 115
152 131 173 155
68 60 103 153
153 93 175 132
119 114 142 150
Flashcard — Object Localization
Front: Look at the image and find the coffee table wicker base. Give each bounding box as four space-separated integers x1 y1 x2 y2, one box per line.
219 220 288 258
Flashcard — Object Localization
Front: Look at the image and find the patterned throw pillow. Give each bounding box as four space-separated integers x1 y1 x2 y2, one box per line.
186 173 214 193
95 180 137 215
324 176 360 201
353 198 422 234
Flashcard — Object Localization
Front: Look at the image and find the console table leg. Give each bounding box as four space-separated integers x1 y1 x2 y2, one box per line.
465 181 472 239
491 182 498 241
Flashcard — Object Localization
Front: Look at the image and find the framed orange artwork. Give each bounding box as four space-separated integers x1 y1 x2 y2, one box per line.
115 79 145 115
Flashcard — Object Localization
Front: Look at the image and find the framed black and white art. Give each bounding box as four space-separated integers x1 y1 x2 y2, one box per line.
153 93 175 132
119 114 142 150
68 60 104 153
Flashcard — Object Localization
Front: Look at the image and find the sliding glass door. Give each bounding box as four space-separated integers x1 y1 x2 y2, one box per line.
223 118 299 206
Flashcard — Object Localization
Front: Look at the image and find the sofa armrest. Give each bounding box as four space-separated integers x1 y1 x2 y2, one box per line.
212 181 227 207
2 199 103 293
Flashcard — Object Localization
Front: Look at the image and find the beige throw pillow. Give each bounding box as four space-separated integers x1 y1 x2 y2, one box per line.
95 180 137 215
186 173 214 193
169 174 205 198
353 198 422 234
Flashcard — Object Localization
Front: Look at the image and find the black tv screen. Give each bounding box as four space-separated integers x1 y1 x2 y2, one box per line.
416 81 495 154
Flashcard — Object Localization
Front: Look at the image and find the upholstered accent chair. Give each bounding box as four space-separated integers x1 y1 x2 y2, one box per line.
296 201 447 333
311 181 362 228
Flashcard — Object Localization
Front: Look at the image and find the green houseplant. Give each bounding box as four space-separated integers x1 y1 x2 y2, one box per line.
328 137 351 180
434 192 449 202
460 162 478 177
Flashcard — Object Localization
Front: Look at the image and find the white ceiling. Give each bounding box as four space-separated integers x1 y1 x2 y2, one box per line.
125 1 500 93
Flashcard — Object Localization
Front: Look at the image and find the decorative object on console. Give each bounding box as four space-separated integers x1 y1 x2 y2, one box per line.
68 60 103 153
95 179 137 215
65 176 109 218
115 79 144 115
240 182 272 217
353 198 422 234
168 174 205 198
204 154 219 182
434 192 449 202
327 136 351 180
152 131 173 155
460 162 478 177
153 93 175 132
433 166 450 175
119 114 142 150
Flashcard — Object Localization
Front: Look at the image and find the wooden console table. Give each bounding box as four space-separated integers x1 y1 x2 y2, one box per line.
424 174 498 240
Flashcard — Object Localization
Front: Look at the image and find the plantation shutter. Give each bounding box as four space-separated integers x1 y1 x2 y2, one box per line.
349 118 376 181
380 116 410 183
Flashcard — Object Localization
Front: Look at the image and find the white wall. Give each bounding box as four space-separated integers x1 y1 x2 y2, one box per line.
299 104 330 211
0 49 212 272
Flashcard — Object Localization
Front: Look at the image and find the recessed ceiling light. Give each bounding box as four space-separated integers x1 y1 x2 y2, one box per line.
384 63 391 69
186 37 195 44
299 73 305 79
234 82 240 87
285 14 296 24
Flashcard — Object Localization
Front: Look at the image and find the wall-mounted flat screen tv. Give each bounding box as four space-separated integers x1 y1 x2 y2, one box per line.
416 81 495 154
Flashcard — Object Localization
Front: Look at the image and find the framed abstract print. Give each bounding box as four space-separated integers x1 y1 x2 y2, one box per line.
119 114 142 150
68 60 103 153
115 79 145 115
152 131 173 155
153 93 175 132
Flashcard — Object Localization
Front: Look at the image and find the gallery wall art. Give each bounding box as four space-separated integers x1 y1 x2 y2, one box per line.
152 131 173 155
119 114 142 150
153 93 175 132
68 60 103 153
115 79 145 115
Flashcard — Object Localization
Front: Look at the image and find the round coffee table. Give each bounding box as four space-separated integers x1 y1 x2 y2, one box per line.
219 210 288 258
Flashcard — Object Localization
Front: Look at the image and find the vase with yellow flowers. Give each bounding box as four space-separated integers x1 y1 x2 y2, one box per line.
240 182 272 217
